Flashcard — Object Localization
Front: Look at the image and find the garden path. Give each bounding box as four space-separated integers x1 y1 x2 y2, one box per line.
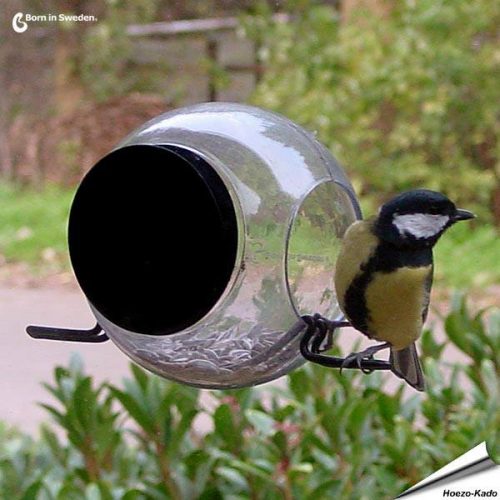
0 283 470 434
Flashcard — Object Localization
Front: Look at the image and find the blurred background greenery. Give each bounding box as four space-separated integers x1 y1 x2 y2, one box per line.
1 0 499 291
0 0 499 497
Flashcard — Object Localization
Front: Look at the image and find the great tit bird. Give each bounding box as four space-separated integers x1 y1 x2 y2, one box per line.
331 189 475 391
299 189 475 390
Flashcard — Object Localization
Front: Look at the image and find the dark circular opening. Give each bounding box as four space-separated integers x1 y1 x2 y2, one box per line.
69 144 238 335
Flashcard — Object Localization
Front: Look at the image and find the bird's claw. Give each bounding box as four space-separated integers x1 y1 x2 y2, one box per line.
299 317 392 373
340 352 375 375
317 329 335 352
310 314 349 353
339 343 391 376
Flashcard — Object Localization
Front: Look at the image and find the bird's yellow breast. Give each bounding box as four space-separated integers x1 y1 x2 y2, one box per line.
365 266 431 350
334 218 432 351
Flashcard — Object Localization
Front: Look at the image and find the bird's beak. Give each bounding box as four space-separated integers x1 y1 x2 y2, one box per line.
453 208 475 221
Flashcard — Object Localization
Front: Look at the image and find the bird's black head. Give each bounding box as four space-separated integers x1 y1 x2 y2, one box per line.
374 189 475 248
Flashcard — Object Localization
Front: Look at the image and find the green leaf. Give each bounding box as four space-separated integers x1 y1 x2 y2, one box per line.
306 479 342 499
39 403 68 429
228 459 277 485
109 387 155 435
122 490 147 500
73 377 93 429
421 328 446 360
20 479 44 500
172 408 197 453
85 483 102 500
216 466 248 489
245 409 276 437
213 404 238 450
486 431 499 465
272 430 288 455
198 486 224 500
289 368 312 402
129 363 149 391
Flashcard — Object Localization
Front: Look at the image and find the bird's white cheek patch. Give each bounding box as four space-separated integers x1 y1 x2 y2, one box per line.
393 213 449 239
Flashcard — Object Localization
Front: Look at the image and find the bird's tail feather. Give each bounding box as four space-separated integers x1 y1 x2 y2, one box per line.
390 343 425 391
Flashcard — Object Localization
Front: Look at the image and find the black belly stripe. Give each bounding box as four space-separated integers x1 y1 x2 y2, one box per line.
343 242 433 337
344 269 373 335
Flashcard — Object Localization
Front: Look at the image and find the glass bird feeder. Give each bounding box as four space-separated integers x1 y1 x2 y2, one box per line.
27 102 361 389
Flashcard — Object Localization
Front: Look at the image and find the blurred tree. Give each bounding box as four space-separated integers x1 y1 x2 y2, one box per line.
1 0 59 180
248 0 500 224
80 0 161 102
0 0 15 179
341 0 393 20
52 0 94 115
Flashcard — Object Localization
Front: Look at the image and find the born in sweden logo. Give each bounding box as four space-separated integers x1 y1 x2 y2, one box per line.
11 12 97 32
12 12 28 33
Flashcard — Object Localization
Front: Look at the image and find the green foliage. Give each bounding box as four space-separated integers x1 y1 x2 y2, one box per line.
0 423 40 498
80 0 162 101
1 297 499 498
39 355 122 484
433 222 500 288
0 183 73 271
247 0 500 222
1 182 499 289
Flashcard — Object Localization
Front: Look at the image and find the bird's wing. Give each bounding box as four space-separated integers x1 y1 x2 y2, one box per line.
421 263 434 323
334 218 378 315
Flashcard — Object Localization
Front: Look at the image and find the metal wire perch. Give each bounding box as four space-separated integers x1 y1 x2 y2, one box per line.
26 323 108 343
299 313 391 373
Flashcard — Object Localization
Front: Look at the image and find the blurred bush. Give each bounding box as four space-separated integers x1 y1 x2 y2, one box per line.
246 0 500 224
80 0 162 101
0 295 498 498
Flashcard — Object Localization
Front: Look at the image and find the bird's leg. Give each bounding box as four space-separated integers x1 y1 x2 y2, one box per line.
340 342 391 375
300 315 392 371
300 315 346 367
318 318 350 353
310 316 331 353
308 314 350 354
301 313 348 359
